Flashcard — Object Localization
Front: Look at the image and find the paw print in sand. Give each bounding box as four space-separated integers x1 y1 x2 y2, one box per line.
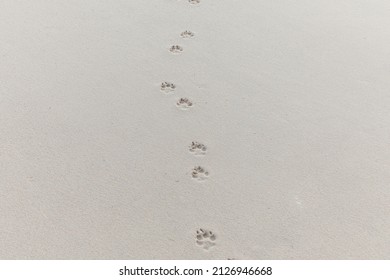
176 98 193 110
180 30 195 38
189 141 207 155
196 228 216 250
191 166 209 181
161 82 176 93
189 0 201 5
169 45 183 54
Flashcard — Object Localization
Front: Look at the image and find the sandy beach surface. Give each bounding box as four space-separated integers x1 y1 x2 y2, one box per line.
1 0 390 259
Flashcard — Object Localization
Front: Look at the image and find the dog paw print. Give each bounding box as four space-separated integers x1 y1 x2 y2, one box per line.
161 82 176 93
189 0 201 5
176 98 193 110
169 45 183 54
180 30 195 38
189 141 207 155
196 229 216 250
191 166 209 181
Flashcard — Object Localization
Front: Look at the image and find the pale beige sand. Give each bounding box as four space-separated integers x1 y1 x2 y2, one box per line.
1 0 390 259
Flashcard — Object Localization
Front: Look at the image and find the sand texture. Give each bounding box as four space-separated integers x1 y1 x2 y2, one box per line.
1 0 390 259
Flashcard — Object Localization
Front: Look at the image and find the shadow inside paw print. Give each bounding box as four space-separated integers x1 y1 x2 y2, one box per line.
176 98 193 110
169 45 183 53
196 229 216 250
189 141 207 155
191 166 209 181
161 82 176 93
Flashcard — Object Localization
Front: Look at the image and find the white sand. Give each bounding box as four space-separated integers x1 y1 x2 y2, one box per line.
1 0 390 259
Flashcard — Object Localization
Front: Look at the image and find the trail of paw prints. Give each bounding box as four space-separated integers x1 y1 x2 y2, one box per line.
196 228 216 250
169 45 183 54
176 98 193 110
191 166 209 181
189 0 201 5
180 30 195 39
160 82 176 94
189 141 207 155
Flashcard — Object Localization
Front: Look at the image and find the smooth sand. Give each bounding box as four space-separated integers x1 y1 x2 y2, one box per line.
1 0 390 259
